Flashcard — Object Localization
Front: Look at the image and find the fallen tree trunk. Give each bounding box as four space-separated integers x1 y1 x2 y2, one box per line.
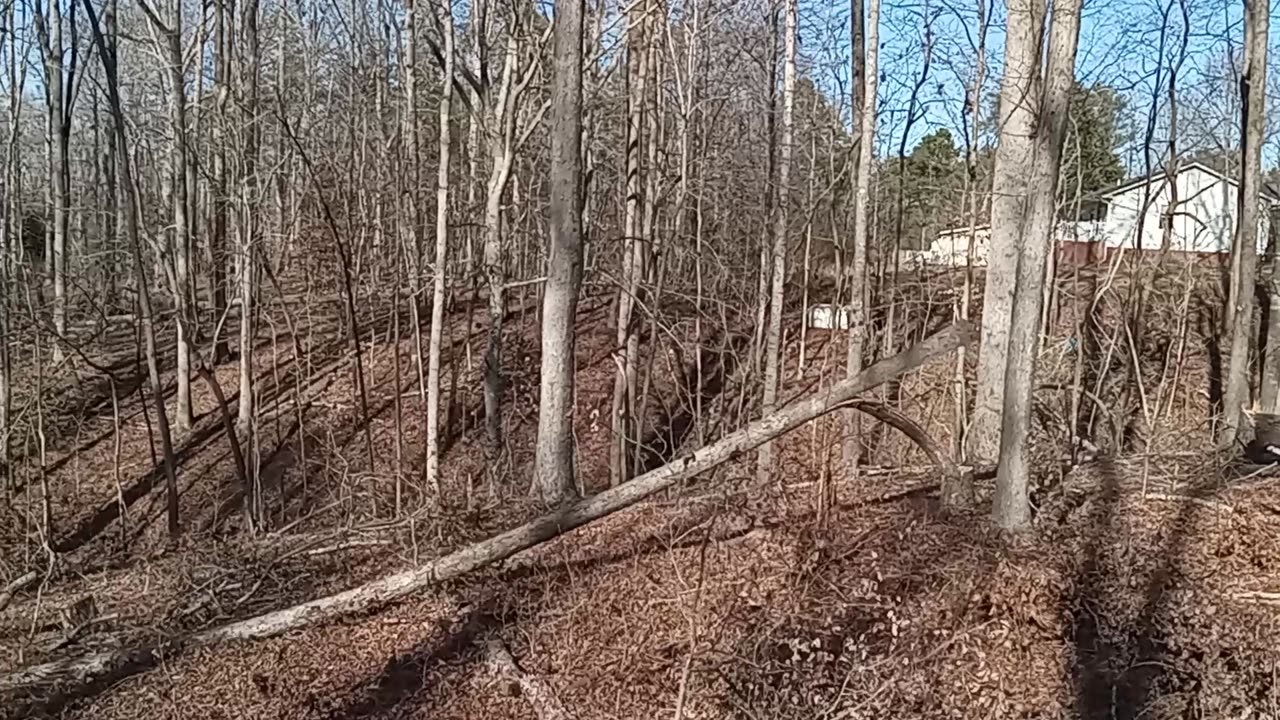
0 322 972 693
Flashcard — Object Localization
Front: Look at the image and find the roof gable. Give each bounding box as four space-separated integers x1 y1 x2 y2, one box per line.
1097 161 1280 203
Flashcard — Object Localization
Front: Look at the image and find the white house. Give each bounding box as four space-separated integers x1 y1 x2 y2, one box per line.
923 161 1280 267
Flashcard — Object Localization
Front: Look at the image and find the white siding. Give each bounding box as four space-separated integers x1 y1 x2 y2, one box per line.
1100 166 1268 254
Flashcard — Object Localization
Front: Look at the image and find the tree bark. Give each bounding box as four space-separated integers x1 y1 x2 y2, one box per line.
966 0 1044 464
757 0 796 484
38 0 71 361
843 0 878 480
535 0 586 505
1237 0 1270 419
992 0 1080 531
425 0 453 494
610 0 649 486
0 322 973 693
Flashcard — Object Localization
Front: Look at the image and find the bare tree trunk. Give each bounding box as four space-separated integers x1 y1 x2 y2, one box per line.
1239 0 1271 418
610 0 648 486
81 0 182 538
966 0 1044 464
757 0 795 484
425 0 453 495
145 0 195 433
948 0 986 507
535 0 585 505
843 0 877 480
37 0 71 360
237 0 261 457
210 0 230 363
1 0 18 493
992 0 1080 531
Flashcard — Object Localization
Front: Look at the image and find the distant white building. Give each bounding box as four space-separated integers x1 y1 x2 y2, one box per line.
923 161 1280 268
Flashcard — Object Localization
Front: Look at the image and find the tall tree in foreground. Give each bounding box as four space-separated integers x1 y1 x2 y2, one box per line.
965 0 1044 464
1230 0 1268 422
424 0 454 495
81 0 182 537
991 0 1081 530
843 0 877 482
757 0 796 483
535 0 585 505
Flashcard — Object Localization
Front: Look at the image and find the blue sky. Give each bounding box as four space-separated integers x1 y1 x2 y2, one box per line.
802 0 1278 170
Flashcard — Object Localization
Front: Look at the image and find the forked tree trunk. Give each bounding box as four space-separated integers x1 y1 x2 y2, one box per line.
1235 0 1270 420
992 0 1080 531
534 0 585 505
757 0 796 484
966 0 1043 464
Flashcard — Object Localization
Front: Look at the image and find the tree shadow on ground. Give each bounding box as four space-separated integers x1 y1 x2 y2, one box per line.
1067 458 1214 719
321 604 505 719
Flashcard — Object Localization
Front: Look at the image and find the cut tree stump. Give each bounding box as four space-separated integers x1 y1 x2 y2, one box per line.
0 321 973 694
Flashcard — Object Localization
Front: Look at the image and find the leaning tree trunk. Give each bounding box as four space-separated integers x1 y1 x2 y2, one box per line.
992 0 1080 531
534 0 586 505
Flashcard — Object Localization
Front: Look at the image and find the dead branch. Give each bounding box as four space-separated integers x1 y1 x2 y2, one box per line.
0 322 973 693
0 571 39 614
486 638 574 720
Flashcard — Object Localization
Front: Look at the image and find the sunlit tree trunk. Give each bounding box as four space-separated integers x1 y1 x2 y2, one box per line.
425 0 454 494
992 0 1081 531
535 0 585 505
967 0 1043 463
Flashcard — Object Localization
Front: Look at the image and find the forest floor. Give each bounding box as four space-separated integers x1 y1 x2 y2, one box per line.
3 278 1280 719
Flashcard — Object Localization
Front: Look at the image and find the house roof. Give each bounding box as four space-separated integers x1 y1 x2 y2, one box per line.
1095 160 1280 203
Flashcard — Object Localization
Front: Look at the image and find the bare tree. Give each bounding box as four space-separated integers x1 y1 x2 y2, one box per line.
991 0 1081 530
139 0 195 433
843 0 878 481
81 0 182 538
424 0 454 495
1237 0 1270 419
33 0 75 361
966 0 1044 463
757 0 796 483
535 0 585 505
610 0 650 486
